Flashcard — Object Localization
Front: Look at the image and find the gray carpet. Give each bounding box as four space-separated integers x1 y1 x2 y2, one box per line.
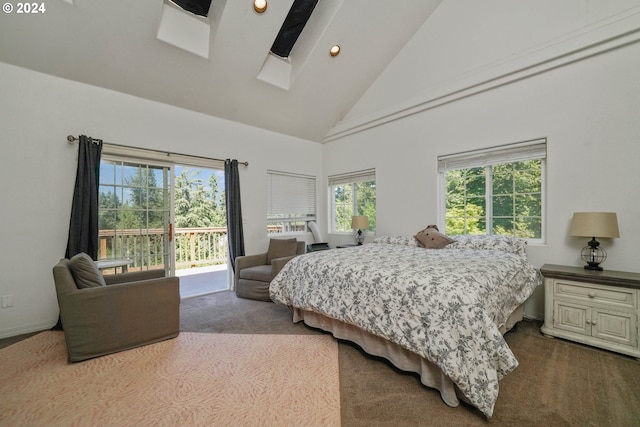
3 291 640 426
181 291 640 426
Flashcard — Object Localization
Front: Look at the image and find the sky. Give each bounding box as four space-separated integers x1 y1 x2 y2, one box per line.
100 160 225 205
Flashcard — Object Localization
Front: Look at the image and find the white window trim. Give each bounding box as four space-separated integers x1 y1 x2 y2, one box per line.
328 168 376 235
437 138 547 244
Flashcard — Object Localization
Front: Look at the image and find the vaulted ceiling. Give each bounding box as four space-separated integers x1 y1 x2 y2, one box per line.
0 0 442 142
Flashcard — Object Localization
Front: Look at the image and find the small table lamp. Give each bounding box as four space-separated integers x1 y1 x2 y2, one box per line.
351 216 369 245
569 212 619 271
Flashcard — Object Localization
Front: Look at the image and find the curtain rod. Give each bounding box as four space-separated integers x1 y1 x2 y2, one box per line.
66 135 248 166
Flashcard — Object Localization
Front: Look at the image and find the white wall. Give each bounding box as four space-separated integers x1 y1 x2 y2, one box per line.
324 5 640 319
340 0 640 127
0 62 322 338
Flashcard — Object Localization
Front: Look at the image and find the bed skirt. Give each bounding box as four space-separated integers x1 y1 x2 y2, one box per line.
292 304 524 409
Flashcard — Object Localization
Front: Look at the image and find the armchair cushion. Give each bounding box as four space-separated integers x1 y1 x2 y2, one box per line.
104 269 165 285
266 238 298 264
69 253 106 288
238 264 273 282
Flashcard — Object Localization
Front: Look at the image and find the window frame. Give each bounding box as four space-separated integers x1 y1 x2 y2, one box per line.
99 154 174 274
328 169 376 235
437 139 546 244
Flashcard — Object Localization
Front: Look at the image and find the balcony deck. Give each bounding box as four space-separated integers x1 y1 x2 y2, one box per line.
177 265 229 299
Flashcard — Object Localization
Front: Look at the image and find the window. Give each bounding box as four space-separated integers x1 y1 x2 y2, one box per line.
99 160 171 271
329 169 376 233
270 0 318 58
267 170 316 234
438 139 546 242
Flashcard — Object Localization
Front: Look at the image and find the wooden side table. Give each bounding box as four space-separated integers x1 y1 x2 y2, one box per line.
96 259 132 274
540 264 640 360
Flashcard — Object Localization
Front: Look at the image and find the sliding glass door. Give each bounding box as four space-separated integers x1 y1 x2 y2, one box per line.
98 159 172 274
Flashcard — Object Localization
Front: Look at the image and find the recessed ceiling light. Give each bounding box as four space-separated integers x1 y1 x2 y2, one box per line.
253 0 267 13
329 45 340 57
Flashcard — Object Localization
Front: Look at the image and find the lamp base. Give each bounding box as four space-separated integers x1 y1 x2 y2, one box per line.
584 263 603 271
580 237 606 272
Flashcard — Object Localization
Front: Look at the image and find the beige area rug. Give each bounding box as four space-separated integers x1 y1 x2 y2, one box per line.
0 331 340 427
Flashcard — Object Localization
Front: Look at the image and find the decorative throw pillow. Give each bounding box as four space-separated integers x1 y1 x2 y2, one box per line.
414 226 455 249
69 252 106 289
266 238 298 264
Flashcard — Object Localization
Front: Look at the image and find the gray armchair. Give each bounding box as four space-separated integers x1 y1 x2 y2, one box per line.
235 238 305 301
53 253 180 362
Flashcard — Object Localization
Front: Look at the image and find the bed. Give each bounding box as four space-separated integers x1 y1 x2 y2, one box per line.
269 234 542 418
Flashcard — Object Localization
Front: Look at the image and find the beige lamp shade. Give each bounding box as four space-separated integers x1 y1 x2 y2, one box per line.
569 212 619 238
351 216 369 230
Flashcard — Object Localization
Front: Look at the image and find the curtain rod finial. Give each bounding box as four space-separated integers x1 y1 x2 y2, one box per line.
67 135 77 144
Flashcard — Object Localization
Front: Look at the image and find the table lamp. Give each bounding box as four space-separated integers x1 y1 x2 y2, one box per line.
351 216 369 245
569 212 619 271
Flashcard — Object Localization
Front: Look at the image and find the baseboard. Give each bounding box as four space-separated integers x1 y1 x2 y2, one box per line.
0 320 56 339
523 313 544 322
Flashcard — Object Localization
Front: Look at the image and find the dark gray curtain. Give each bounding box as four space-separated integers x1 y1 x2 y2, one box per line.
65 135 102 260
225 159 245 272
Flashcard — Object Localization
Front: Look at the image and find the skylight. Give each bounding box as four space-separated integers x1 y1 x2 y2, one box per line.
170 0 212 17
270 0 318 58
157 0 211 59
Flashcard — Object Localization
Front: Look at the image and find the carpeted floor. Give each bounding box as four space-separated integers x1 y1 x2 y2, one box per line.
3 290 640 426
179 291 640 426
0 331 340 427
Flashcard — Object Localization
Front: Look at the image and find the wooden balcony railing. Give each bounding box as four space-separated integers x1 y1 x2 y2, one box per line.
98 227 228 271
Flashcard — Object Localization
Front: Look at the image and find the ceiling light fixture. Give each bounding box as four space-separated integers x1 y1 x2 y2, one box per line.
329 45 340 57
253 0 267 13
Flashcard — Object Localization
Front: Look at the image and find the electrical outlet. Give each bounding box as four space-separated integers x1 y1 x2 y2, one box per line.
1 295 13 308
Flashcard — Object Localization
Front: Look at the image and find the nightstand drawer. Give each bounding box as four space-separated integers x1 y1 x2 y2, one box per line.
554 280 636 309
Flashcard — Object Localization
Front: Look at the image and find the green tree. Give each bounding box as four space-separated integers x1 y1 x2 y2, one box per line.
333 181 376 232
445 161 542 238
445 167 486 235
174 168 226 228
208 172 226 227
125 166 165 229
98 190 119 230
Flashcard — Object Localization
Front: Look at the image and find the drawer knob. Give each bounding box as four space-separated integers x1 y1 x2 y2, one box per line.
588 292 596 298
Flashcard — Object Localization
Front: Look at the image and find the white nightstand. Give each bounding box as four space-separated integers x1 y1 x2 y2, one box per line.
540 264 640 360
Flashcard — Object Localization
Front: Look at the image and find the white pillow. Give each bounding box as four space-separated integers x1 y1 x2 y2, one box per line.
447 235 527 256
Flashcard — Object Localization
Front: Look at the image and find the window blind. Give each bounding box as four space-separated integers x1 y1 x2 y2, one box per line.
328 168 376 186
437 138 546 173
267 170 316 220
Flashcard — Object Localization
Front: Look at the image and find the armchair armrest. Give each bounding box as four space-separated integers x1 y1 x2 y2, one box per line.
234 252 268 288
58 276 180 362
235 252 268 270
104 269 165 285
271 254 301 278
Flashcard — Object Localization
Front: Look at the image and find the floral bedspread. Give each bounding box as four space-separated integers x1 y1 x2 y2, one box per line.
270 239 541 417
